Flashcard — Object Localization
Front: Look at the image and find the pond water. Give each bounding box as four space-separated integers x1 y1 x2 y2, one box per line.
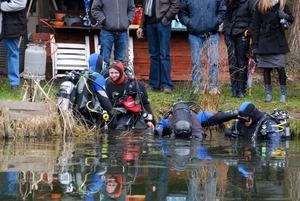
0 130 299 201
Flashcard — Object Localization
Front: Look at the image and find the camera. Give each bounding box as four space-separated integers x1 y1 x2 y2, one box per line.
280 18 289 30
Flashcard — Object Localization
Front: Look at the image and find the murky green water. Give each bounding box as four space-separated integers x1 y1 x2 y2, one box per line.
0 130 298 201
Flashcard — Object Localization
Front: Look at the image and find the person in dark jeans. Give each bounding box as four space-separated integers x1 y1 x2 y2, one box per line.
91 0 135 66
136 0 180 94
222 0 256 98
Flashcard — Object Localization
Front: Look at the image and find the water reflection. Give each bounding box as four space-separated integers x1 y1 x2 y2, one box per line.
0 131 297 201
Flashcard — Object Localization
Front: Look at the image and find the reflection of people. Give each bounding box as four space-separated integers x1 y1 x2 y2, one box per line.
178 0 226 94
226 102 290 140
91 0 135 65
106 61 154 130
251 0 294 102
136 0 180 94
155 101 238 138
0 172 17 199
222 0 256 98
106 175 121 197
0 0 27 90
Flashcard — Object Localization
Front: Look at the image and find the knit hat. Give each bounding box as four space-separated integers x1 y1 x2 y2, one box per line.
109 61 125 84
89 53 103 73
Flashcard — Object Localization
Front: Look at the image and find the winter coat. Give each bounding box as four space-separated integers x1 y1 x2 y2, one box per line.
178 0 226 36
0 0 27 40
91 0 136 32
139 0 180 29
222 0 256 37
251 3 294 54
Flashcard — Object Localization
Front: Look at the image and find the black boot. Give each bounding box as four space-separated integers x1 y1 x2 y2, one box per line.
265 84 272 102
279 85 287 102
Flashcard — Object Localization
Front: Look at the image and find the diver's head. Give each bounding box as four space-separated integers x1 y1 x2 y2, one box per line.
108 61 125 84
238 102 263 125
89 53 104 73
174 120 192 138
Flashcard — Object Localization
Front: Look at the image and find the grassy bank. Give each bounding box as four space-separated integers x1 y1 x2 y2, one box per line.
1 71 300 135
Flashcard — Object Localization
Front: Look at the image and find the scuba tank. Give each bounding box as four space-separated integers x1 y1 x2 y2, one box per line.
169 101 193 138
57 81 75 111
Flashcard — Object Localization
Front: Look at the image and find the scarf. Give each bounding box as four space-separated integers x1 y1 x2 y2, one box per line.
144 0 154 17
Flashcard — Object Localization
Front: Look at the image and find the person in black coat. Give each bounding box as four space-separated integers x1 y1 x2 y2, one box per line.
251 0 294 103
222 0 256 98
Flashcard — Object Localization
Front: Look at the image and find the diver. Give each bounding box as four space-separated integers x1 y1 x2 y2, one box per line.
154 100 238 138
225 101 291 141
105 61 154 130
57 53 115 128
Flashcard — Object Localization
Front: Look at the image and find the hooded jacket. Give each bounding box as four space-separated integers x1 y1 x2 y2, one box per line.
178 0 226 36
91 0 136 32
0 0 27 40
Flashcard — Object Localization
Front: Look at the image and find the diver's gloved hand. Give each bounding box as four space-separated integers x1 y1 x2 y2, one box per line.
224 128 239 138
154 126 164 137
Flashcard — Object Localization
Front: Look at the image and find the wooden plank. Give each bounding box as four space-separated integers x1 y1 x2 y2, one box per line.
0 101 52 111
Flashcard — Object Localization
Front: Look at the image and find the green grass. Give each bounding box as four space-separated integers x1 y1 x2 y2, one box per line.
1 71 300 134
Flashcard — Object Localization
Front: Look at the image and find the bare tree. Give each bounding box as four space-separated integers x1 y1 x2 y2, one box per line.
288 0 300 56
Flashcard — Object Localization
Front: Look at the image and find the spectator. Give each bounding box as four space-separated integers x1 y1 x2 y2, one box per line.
222 0 256 98
178 0 226 94
136 0 180 94
251 0 294 102
105 61 154 130
91 0 135 66
0 0 27 90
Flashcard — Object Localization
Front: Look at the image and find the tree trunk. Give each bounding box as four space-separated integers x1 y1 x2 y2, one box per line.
288 0 300 56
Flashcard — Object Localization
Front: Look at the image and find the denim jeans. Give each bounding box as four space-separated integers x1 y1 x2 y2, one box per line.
99 30 128 64
188 33 220 90
146 22 173 90
3 37 20 86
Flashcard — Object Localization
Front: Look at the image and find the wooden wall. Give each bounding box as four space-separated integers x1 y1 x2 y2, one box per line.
131 30 230 81
36 27 229 81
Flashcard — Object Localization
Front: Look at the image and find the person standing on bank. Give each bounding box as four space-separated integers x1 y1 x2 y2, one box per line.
136 0 180 94
251 0 294 102
178 0 226 95
222 0 256 98
0 0 27 90
91 0 136 67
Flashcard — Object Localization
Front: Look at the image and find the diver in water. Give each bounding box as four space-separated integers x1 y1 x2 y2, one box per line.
154 100 239 138
225 101 290 140
105 61 154 130
57 53 115 128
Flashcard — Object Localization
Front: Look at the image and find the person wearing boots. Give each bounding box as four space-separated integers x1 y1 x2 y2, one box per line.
222 0 256 98
251 0 294 102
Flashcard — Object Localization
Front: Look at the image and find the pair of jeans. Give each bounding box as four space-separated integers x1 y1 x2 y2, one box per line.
224 34 249 93
3 37 20 86
99 30 128 64
188 33 220 90
146 22 173 90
